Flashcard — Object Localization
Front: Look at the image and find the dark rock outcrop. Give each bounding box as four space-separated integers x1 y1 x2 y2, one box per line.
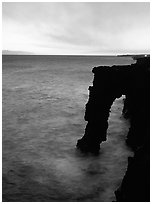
115 144 150 202
76 56 150 201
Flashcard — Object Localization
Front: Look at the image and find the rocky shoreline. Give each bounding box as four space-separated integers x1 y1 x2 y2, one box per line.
77 56 150 201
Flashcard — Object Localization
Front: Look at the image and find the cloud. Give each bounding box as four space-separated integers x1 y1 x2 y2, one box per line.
2 2 150 55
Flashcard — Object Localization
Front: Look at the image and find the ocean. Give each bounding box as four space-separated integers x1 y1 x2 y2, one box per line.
2 55 134 201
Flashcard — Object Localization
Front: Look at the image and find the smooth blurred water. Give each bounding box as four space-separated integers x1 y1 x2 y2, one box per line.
2 55 134 201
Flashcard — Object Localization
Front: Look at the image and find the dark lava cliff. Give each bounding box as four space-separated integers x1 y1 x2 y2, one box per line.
77 56 150 202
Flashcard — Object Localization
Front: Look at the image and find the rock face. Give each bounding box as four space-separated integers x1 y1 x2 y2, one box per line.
76 56 150 201
115 144 150 202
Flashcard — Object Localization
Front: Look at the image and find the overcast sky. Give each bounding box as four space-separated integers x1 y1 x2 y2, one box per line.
2 2 150 55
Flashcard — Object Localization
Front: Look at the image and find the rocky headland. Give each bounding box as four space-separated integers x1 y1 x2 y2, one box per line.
77 55 150 201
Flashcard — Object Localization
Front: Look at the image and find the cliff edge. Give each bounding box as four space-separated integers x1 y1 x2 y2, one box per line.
77 56 150 201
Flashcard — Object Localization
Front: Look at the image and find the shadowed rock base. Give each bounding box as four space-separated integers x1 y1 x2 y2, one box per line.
115 145 150 202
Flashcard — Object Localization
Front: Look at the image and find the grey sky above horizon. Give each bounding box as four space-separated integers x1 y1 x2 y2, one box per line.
2 2 150 55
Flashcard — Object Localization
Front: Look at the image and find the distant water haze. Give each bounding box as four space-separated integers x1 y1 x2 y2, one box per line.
2 55 134 201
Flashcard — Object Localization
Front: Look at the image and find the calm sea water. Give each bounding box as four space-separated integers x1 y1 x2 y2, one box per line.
2 55 134 202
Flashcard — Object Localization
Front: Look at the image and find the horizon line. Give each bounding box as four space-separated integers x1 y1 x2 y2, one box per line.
2 53 150 56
